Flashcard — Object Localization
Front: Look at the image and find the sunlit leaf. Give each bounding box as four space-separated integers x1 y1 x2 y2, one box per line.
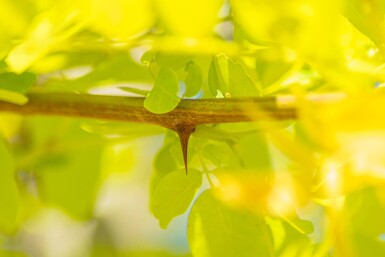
6 3 87 73
0 139 20 234
154 0 224 37
144 66 181 114
90 0 154 40
151 169 202 229
343 0 385 53
188 190 273 257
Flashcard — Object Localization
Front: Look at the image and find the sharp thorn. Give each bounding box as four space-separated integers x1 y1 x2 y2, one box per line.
175 125 195 174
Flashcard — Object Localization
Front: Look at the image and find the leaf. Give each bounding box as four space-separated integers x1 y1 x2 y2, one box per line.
228 59 260 97
156 53 194 70
6 3 87 73
184 61 203 97
150 169 202 229
29 117 103 219
154 0 224 37
343 0 385 53
0 138 20 234
0 72 36 94
0 89 28 105
208 54 230 96
188 190 273 257
238 133 272 171
90 0 154 40
0 72 36 105
144 66 181 114
208 54 259 97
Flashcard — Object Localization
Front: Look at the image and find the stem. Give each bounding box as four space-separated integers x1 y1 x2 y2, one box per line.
0 92 345 130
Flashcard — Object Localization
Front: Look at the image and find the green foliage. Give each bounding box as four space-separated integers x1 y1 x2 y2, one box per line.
144 67 181 114
188 190 272 257
151 169 202 229
0 139 20 234
0 0 385 256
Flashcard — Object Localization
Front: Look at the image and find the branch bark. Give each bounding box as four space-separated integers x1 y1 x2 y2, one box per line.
0 92 345 130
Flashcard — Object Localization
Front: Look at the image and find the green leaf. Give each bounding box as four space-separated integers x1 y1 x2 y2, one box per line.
188 190 273 257
0 250 28 257
151 169 202 229
238 133 272 171
28 117 103 219
339 188 385 257
208 55 259 97
0 72 36 105
156 53 194 70
144 67 181 114
343 0 385 53
184 61 203 97
0 139 20 234
0 89 28 105
208 54 230 96
0 72 36 94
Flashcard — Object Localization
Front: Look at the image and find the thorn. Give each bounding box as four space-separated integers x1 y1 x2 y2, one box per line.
175 125 195 174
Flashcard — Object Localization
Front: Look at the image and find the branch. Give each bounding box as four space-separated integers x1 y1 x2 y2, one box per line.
0 92 345 130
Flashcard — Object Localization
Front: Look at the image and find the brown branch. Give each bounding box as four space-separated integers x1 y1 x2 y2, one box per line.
0 92 345 130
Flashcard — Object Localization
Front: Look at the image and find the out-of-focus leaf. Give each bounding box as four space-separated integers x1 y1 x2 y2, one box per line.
238 133 272 171
90 0 154 40
184 61 202 97
156 53 195 70
6 2 87 73
151 169 202 229
28 118 103 219
144 67 180 114
0 139 20 234
342 188 385 256
188 190 273 257
0 72 36 104
45 53 152 91
0 89 28 105
0 250 28 257
150 143 179 195
154 0 224 37
343 0 385 53
202 142 240 168
208 54 259 97
0 72 36 94
255 47 297 89
0 0 31 37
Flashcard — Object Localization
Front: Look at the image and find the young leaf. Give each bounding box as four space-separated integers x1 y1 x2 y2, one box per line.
0 139 20 234
188 190 273 257
150 169 202 229
184 61 203 97
144 67 181 114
